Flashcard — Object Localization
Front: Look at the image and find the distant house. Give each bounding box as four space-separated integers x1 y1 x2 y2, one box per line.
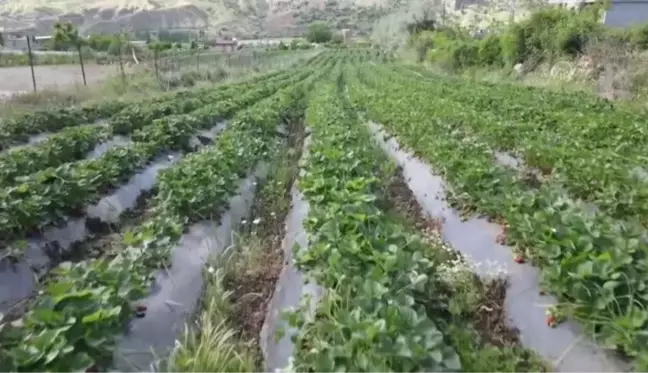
548 0 648 27
453 0 488 10
207 37 239 52
3 34 27 50
340 28 352 42
2 34 51 50
33 35 52 49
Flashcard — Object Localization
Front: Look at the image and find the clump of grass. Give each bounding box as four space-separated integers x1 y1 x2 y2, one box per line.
169 121 304 372
167 251 259 372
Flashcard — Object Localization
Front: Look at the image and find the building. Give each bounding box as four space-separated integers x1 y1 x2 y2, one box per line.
207 37 239 52
340 28 352 42
548 0 648 27
2 34 51 51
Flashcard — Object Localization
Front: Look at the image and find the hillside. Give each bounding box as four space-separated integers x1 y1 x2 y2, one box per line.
0 0 397 38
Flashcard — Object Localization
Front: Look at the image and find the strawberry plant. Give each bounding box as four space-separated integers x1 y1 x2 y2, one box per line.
0 61 326 371
0 126 111 186
0 64 324 249
387 65 648 226
348 62 648 367
287 79 461 372
0 101 128 151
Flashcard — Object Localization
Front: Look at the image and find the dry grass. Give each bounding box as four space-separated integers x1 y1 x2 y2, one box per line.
0 69 162 117
166 252 258 373
0 50 315 118
514 40 648 104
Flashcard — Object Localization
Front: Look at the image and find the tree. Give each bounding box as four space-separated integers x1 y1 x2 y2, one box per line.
52 21 80 51
306 22 333 43
53 21 86 85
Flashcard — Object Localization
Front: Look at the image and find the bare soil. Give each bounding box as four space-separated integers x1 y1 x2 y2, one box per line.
0 64 118 97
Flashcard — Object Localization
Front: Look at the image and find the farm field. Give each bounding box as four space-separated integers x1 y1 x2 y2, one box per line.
0 49 644 372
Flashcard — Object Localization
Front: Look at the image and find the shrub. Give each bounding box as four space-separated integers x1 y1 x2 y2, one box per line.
478 33 503 66
306 22 333 43
413 30 436 62
627 23 648 49
450 41 480 69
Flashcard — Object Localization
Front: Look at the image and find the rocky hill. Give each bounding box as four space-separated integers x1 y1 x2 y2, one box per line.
0 0 400 38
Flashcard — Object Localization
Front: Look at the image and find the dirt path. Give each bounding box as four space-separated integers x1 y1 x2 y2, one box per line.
0 64 119 97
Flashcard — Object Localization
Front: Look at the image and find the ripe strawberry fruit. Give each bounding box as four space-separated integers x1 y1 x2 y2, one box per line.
546 315 557 327
513 255 525 264
134 304 147 318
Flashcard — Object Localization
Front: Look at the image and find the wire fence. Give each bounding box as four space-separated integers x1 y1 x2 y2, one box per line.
0 44 316 101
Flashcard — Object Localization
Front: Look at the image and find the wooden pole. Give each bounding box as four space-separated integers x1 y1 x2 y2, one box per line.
77 43 87 86
26 36 37 92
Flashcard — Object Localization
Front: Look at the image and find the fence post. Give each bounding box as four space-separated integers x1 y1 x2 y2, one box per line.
118 41 125 82
77 43 87 86
154 49 159 80
26 36 37 92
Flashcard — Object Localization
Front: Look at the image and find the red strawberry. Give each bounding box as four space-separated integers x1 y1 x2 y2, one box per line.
546 315 556 327
134 304 147 318
513 255 525 264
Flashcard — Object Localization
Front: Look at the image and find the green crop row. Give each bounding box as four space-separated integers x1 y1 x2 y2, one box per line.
0 62 326 372
0 125 112 186
404 64 648 124
349 64 648 369
0 66 317 247
288 78 461 371
0 101 128 151
0 52 330 151
0 66 319 187
395 66 648 226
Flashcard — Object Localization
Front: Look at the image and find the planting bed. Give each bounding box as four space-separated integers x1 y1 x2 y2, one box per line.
1 49 645 372
0 52 331 371
347 62 645 370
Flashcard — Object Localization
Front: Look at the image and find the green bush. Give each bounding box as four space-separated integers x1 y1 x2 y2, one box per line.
412 30 436 62
627 23 648 49
416 3 614 70
478 34 503 66
306 22 333 43
498 5 607 65
87 34 115 52
450 41 480 69
426 34 479 70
